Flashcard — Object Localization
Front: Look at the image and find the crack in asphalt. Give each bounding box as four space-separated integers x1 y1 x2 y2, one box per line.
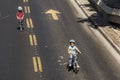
0 15 10 21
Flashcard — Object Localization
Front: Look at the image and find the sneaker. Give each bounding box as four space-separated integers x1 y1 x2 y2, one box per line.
69 64 72 67
77 65 80 68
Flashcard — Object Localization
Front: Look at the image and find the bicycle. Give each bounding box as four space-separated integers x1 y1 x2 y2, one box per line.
16 15 24 32
18 18 23 31
67 54 79 74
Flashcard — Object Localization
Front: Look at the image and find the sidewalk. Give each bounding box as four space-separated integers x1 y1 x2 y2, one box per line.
75 0 120 53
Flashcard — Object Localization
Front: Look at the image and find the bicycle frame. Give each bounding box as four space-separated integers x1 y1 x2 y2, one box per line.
71 55 79 73
72 55 78 68
18 18 23 31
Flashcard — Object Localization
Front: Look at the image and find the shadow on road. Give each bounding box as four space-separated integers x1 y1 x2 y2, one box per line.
76 12 120 30
75 0 120 30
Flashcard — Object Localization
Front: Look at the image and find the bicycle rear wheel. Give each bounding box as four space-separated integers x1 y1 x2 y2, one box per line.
73 63 79 74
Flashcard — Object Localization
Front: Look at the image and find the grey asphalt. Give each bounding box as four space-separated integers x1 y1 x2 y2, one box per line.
0 0 120 80
0 0 34 80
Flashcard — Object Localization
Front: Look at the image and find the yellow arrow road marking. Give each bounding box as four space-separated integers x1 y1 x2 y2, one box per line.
37 57 43 72
33 57 38 72
51 13 59 20
45 9 61 20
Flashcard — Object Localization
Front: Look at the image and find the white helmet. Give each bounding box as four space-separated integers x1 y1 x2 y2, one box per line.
18 6 23 11
69 39 75 43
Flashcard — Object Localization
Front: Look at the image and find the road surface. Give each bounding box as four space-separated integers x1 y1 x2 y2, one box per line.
0 0 120 80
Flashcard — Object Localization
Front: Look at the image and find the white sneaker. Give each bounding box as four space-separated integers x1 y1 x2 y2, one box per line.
77 65 80 68
69 64 72 67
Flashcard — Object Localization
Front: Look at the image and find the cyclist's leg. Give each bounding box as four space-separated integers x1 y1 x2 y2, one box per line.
21 19 23 25
22 19 23 24
75 55 79 68
69 54 73 66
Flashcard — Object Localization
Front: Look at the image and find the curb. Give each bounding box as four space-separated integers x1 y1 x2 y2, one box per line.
75 0 98 28
75 0 120 53
98 28 120 53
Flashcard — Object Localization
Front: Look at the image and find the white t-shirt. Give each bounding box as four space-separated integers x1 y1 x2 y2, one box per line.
68 45 79 55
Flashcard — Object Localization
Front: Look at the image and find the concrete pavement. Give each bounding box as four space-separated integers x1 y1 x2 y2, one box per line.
75 0 120 53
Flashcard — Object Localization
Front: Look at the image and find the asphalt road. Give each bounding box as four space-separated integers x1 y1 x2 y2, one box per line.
0 0 120 80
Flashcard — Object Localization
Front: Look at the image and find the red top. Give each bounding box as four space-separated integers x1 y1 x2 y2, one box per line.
16 12 24 20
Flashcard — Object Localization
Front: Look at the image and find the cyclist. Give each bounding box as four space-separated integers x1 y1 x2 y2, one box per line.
16 6 24 24
68 39 81 68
